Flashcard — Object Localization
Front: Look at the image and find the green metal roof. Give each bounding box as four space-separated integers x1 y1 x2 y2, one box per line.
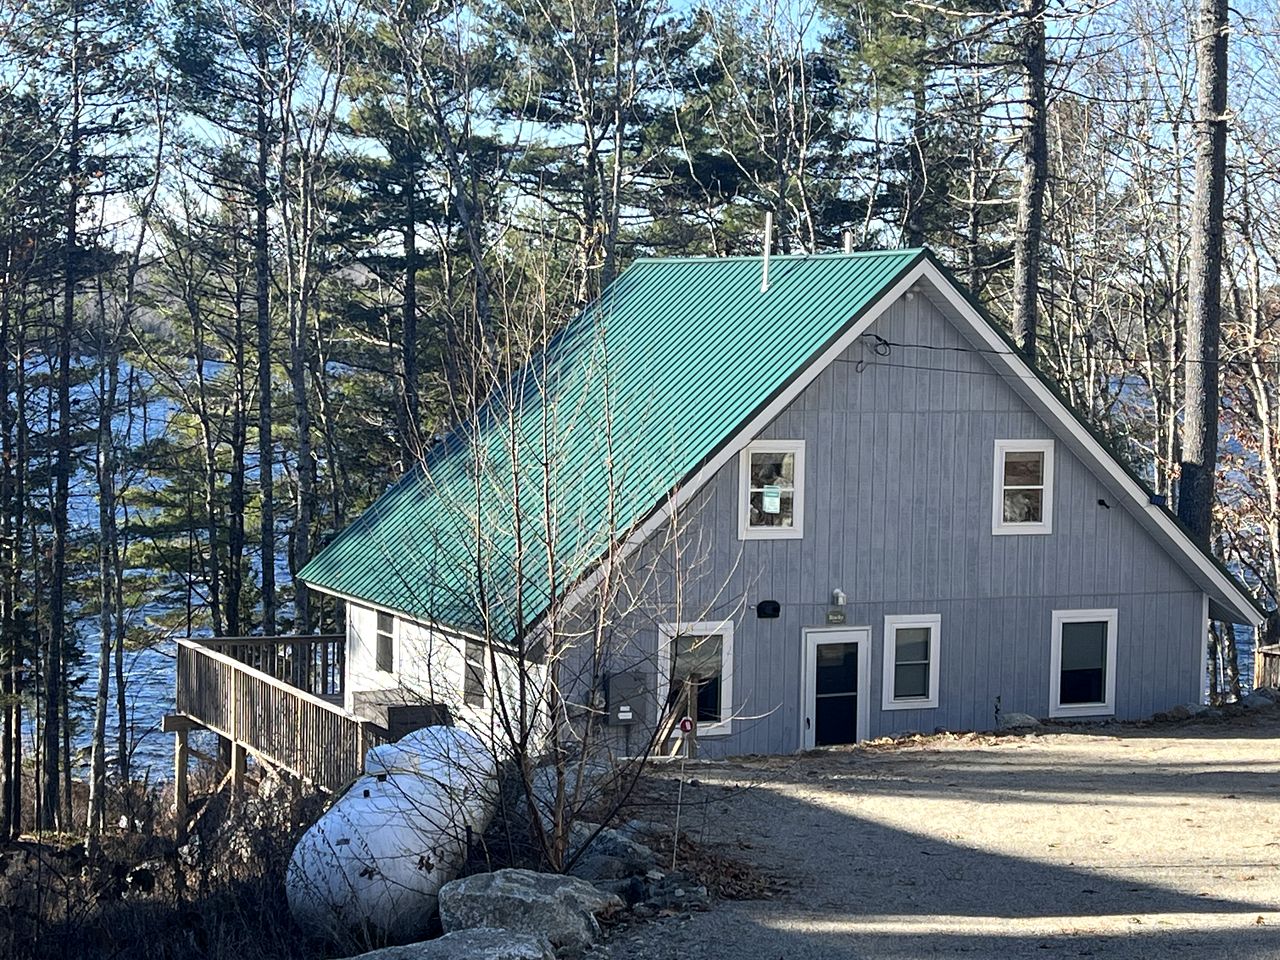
299 248 925 637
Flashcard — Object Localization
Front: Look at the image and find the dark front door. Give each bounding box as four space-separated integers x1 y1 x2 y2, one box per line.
813 641 859 746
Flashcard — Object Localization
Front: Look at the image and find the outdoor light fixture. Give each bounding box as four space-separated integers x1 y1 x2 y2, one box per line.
832 589 847 607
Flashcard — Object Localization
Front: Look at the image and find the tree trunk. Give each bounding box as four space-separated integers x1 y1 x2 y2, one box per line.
1177 0 1228 547
400 158 419 454
115 371 131 785
289 294 313 634
905 82 927 248
227 285 247 637
256 50 276 634
42 3 82 829
87 289 120 847
1011 0 1047 362
191 296 223 638
0 243 14 840
10 307 27 837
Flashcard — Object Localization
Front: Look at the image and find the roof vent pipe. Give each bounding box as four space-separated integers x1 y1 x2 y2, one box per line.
761 210 773 293
842 230 854 254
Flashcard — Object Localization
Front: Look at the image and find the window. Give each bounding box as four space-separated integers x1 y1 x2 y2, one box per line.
1049 609 1117 718
738 440 804 539
375 611 395 673
882 614 941 710
993 439 1054 535
463 639 486 707
657 620 734 736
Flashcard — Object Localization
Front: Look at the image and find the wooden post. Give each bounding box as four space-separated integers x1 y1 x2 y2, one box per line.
683 677 698 760
231 742 246 795
163 714 195 837
229 665 240 790
174 727 189 820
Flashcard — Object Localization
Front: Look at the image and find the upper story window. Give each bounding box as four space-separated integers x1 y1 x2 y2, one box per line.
738 440 804 540
992 439 1054 535
375 611 395 673
882 614 941 710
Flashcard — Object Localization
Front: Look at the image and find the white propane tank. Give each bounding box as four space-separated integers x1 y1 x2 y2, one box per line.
285 726 498 943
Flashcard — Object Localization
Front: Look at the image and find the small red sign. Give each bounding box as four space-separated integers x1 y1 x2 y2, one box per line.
679 716 694 733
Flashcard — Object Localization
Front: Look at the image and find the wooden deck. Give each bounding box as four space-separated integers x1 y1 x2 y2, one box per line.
174 635 387 798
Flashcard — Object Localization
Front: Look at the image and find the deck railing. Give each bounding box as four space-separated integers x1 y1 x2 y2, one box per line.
176 638 385 792
198 634 346 700
1256 644 1280 690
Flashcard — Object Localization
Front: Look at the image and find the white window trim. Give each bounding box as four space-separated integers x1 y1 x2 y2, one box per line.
657 619 734 737
738 439 805 540
802 627 871 749
1049 608 1118 718
881 614 941 710
992 438 1055 535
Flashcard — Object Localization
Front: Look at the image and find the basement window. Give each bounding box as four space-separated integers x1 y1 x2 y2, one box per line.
993 439 1054 535
375 611 395 673
658 620 734 736
1050 609 1117 718
738 440 804 539
464 639 486 707
882 615 941 710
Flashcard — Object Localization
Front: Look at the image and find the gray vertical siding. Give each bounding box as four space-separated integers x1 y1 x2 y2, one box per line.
570 291 1205 756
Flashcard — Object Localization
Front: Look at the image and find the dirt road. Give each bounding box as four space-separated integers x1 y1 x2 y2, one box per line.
604 715 1280 959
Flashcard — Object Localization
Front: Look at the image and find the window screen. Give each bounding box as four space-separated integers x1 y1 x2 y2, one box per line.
375 611 394 673
1059 620 1107 705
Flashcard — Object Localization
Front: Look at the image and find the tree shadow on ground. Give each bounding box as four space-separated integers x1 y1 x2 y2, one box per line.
626 723 1280 959
634 908 1280 960
693 780 1273 921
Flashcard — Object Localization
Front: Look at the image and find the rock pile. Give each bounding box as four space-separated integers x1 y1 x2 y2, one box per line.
438 869 621 952
345 928 556 960
340 818 708 960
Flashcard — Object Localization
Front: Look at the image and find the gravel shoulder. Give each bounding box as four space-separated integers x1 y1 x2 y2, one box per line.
602 714 1280 959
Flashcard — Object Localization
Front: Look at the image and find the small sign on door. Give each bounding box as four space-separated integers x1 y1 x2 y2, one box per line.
826 608 847 624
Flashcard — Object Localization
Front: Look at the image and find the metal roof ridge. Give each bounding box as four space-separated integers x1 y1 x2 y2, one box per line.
632 247 926 264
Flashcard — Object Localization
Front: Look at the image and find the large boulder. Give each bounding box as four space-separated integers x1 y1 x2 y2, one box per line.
1240 691 1275 710
342 928 554 960
438 869 622 952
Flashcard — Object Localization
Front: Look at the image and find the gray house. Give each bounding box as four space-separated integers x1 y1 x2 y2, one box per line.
298 248 1263 757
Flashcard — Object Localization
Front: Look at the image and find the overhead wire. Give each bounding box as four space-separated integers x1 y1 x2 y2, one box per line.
870 336 1280 371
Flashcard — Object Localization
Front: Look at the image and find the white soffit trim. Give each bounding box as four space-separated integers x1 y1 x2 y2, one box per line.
303 582 490 643
915 260 1260 627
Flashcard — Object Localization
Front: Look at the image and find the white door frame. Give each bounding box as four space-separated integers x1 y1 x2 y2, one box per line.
801 626 872 750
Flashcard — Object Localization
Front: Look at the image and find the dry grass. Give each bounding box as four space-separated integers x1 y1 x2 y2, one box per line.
0 764 339 960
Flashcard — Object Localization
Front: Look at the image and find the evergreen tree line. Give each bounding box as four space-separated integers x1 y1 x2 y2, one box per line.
0 0 1276 841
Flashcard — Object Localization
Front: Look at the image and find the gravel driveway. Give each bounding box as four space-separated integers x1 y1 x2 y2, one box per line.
603 714 1280 959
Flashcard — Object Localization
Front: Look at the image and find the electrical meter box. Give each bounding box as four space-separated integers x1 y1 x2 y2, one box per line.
605 671 648 726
